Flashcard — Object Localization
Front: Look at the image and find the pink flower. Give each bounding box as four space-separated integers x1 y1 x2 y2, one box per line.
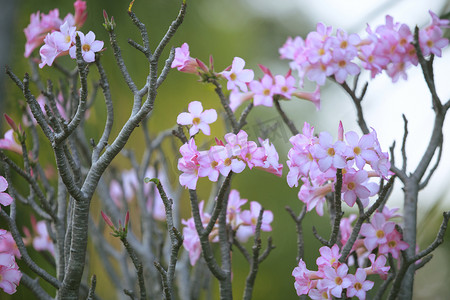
311 132 347 172
292 85 321 110
229 90 254 112
366 253 390 280
360 212 395 252
221 57 254 92
316 244 341 270
419 26 449 57
198 146 225 182
24 9 63 57
53 21 77 51
0 130 22 155
69 31 104 63
341 170 371 207
258 138 283 177
345 131 378 169
226 189 247 230
340 214 357 246
240 201 273 233
292 259 314 295
249 74 275 107
74 0 87 28
346 268 374 300
0 253 21 295
181 218 201 265
171 43 199 73
33 221 55 256
273 73 296 99
378 230 409 259
0 232 20 259
177 101 217 136
39 33 60 68
331 49 360 83
0 176 13 208
320 264 351 298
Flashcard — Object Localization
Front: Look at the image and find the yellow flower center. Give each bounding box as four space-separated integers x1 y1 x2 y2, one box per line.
224 158 232 166
353 146 361 155
230 73 237 81
388 240 397 248
327 148 335 156
376 230 385 239
347 182 355 190
354 282 362 290
82 44 91 52
192 117 201 125
335 276 343 285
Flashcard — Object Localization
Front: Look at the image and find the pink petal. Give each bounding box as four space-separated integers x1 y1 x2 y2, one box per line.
177 112 193 125
84 31 95 44
196 123 210 135
83 51 95 63
90 40 104 52
201 109 217 124
0 177 7 192
188 101 203 115
0 193 13 206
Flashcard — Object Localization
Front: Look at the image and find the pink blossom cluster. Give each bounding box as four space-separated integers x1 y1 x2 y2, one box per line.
339 207 408 266
293 206 408 299
178 130 283 189
24 0 87 58
182 189 273 265
0 177 21 295
280 11 449 84
109 168 167 221
0 130 22 156
39 21 104 68
287 122 391 216
24 0 103 68
227 64 321 112
171 44 321 112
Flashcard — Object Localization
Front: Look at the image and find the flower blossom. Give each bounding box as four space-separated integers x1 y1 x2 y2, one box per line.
69 31 104 63
0 176 14 208
171 43 199 73
221 57 254 92
177 101 217 136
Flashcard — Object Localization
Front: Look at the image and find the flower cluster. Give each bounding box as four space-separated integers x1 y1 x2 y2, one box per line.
182 189 273 265
24 0 103 68
24 0 87 58
178 130 283 189
109 168 168 221
280 11 449 84
227 64 321 112
39 21 103 68
171 45 321 112
0 177 21 295
293 206 407 299
287 122 390 216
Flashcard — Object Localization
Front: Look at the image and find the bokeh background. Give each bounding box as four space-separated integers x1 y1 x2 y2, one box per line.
1 0 450 299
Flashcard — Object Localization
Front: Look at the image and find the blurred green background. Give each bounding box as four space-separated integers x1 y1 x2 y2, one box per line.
1 0 450 299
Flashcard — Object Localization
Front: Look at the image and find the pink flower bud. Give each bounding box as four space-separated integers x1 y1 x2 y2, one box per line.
74 0 87 28
3 114 18 132
100 211 115 230
196 58 208 73
338 121 344 141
